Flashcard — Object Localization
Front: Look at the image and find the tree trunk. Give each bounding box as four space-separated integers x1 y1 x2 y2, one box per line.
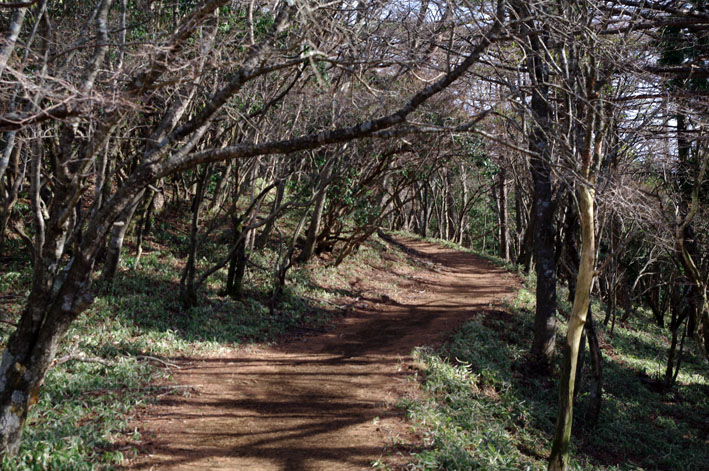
255 179 284 249
497 167 510 261
445 170 456 240
0 7 28 78
517 201 534 272
664 285 689 387
548 184 595 471
585 311 602 427
209 160 233 213
272 211 308 308
298 158 334 263
420 183 429 238
226 224 247 299
0 139 24 252
0 299 77 455
0 132 17 189
0 213 95 456
180 165 210 307
134 188 157 266
100 192 143 283
603 215 620 326
530 152 557 371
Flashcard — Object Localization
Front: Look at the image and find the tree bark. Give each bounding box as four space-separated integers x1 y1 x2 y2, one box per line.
0 6 28 78
298 158 334 263
529 115 557 372
134 188 158 266
100 192 143 283
180 165 210 307
255 179 284 249
548 184 595 471
497 166 510 261
585 310 602 427
445 169 456 240
519 7 557 370
226 223 247 299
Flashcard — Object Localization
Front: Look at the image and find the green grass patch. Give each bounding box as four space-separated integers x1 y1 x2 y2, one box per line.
399 274 708 471
0 220 395 470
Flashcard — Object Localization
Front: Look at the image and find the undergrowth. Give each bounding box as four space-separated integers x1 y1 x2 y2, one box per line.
1 230 707 470
0 216 398 470
396 236 708 471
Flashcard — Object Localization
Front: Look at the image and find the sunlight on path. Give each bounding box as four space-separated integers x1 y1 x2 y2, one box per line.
125 237 518 471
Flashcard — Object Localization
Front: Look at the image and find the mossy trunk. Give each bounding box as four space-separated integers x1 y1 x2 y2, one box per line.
0 252 95 456
548 184 595 471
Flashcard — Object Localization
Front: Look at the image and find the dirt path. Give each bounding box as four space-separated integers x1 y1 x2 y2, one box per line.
124 236 519 471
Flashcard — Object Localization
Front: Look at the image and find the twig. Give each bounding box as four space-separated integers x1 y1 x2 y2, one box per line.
53 354 113 367
156 385 199 398
136 355 181 369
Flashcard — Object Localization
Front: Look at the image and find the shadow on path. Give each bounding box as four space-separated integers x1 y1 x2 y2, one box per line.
124 236 519 471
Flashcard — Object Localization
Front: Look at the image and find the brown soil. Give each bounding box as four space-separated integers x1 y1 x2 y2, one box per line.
122 236 519 471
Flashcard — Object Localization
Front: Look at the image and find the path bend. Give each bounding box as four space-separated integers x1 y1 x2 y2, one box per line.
124 236 519 471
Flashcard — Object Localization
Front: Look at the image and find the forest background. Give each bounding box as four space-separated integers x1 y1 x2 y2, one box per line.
0 1 707 470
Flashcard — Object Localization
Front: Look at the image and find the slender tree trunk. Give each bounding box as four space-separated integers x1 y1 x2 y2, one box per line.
180 165 210 307
530 152 557 371
446 170 456 240
0 133 17 187
517 202 534 272
584 309 602 427
513 177 523 260
134 188 157 266
549 184 595 471
497 167 510 261
421 183 429 237
100 193 143 283
0 140 24 251
665 311 681 387
255 179 284 249
672 319 688 386
603 215 620 326
272 211 308 308
298 158 334 263
457 168 468 244
482 211 487 253
226 223 247 298
209 161 233 212
0 6 28 78
514 0 557 371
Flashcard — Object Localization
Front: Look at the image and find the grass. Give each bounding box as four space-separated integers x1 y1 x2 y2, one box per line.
395 237 709 471
0 210 398 471
1 228 707 470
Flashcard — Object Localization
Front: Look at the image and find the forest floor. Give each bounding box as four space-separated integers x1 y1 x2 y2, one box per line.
121 235 520 471
2 226 706 470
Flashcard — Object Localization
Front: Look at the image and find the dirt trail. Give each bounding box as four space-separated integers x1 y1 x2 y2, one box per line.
124 236 519 471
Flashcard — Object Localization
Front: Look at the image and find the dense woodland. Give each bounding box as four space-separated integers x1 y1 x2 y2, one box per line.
0 1 707 470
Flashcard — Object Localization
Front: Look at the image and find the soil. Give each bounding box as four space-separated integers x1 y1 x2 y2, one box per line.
122 236 519 471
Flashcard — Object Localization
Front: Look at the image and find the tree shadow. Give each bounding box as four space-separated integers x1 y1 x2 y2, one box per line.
425 306 709 471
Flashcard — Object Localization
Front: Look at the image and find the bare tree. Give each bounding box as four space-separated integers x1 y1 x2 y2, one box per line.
0 0 506 455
